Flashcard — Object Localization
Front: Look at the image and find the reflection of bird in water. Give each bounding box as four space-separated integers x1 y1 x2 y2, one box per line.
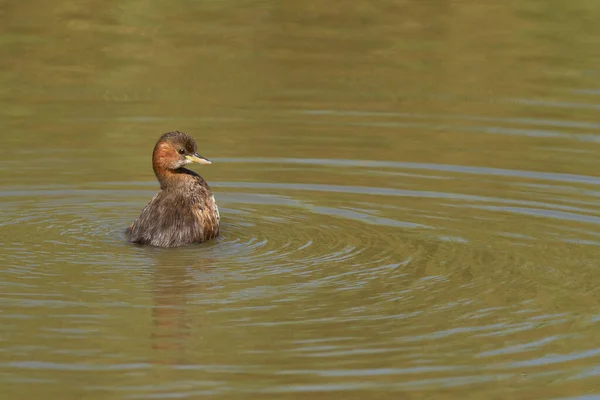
127 131 220 247
149 252 218 365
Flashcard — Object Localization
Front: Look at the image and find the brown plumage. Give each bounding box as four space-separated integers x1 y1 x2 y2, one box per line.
126 131 220 247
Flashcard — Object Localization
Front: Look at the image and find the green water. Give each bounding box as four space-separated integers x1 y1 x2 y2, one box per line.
1 1 600 398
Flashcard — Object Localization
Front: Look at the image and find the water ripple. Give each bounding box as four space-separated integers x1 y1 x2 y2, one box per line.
1 156 599 398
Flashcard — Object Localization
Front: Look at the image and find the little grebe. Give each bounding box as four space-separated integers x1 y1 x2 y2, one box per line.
126 131 220 247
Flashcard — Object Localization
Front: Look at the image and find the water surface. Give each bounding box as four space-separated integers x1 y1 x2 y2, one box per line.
1 1 600 399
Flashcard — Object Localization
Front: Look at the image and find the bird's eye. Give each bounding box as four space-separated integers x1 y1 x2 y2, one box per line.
178 148 185 155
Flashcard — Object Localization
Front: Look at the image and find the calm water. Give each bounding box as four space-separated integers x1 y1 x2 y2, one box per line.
2 1 600 399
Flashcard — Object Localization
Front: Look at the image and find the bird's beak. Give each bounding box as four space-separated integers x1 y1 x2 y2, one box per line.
185 153 212 165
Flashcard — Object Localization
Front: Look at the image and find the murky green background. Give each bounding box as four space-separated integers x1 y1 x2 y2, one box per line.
2 1 600 398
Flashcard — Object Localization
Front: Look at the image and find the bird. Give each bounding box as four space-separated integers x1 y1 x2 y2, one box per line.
126 131 220 247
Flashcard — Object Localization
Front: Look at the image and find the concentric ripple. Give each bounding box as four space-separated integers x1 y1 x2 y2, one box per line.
1 157 600 398
2 156 600 283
